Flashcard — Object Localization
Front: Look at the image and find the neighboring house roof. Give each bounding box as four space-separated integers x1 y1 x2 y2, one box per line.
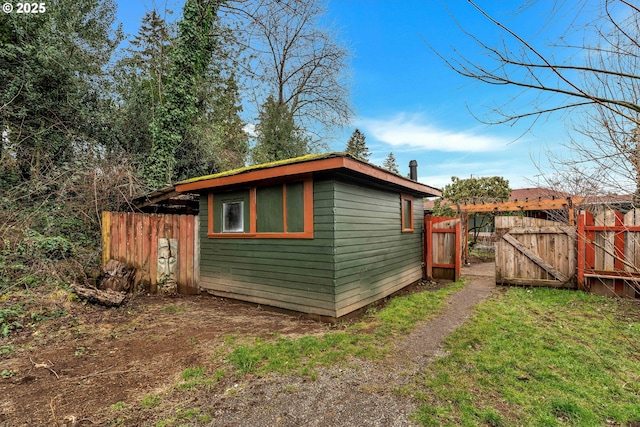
175 152 442 197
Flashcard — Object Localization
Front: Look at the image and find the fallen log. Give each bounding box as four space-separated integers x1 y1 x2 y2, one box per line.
72 285 126 307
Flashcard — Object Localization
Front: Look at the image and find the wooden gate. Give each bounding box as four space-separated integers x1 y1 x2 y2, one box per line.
101 212 200 294
424 215 461 281
495 216 576 288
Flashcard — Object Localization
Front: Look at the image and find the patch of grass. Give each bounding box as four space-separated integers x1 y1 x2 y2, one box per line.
181 366 204 381
162 305 184 314
109 401 127 411
177 367 225 390
226 281 465 376
469 245 495 261
412 287 640 426
372 281 465 337
140 394 161 409
197 413 212 423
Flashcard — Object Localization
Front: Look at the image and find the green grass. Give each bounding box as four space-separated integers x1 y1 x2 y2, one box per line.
176 367 225 390
140 394 161 409
226 281 465 376
469 246 495 261
412 287 640 426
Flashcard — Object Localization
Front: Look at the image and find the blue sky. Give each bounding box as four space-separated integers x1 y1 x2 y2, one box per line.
114 1 581 191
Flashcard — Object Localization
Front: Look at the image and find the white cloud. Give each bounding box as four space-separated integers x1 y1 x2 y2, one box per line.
243 123 256 137
358 113 510 152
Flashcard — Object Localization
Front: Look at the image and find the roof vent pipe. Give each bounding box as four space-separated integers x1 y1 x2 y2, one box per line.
409 160 418 181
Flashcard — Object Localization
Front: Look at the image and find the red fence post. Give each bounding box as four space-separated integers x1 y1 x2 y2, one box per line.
614 210 625 272
455 220 462 281
425 215 433 280
577 211 585 290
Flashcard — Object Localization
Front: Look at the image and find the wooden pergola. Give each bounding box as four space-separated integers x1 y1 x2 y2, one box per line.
453 197 583 263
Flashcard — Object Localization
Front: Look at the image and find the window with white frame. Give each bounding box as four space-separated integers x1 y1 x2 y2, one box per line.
222 201 244 232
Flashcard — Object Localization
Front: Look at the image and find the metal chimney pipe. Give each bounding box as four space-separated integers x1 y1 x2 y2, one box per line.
409 160 418 181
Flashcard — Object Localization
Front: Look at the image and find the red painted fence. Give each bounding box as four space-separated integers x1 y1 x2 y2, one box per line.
577 209 640 298
424 215 462 281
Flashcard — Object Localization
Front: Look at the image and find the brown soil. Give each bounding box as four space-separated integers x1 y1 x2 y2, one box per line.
0 261 496 426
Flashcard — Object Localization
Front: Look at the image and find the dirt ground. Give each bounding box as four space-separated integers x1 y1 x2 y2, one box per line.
0 261 496 426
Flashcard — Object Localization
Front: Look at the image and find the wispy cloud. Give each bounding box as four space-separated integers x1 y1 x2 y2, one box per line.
358 113 509 152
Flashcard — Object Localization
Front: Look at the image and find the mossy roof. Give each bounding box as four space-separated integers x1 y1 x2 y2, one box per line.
175 152 441 197
177 152 343 185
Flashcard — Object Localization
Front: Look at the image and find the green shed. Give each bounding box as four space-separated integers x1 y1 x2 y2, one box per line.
175 153 441 319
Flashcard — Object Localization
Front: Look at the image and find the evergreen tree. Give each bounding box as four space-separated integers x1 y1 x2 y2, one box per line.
383 152 399 174
251 96 308 164
0 0 122 182
113 9 173 166
345 129 370 161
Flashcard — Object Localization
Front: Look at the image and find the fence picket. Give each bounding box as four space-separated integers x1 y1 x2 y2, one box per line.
102 212 199 294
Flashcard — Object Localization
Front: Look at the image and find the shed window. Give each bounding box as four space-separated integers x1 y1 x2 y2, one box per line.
256 181 304 233
207 175 314 239
401 195 414 232
223 201 244 232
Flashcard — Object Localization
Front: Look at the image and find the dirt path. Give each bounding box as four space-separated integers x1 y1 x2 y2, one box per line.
208 262 497 427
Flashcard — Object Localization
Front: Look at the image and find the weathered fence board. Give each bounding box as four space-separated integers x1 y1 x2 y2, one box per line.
577 209 640 298
495 216 576 288
101 212 199 294
425 215 461 281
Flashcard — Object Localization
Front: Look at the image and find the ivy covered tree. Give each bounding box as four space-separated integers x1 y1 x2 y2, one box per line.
382 152 399 174
345 129 370 162
144 0 224 188
251 96 308 164
182 70 248 174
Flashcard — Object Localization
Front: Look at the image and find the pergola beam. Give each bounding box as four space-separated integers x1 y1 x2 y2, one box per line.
456 197 583 213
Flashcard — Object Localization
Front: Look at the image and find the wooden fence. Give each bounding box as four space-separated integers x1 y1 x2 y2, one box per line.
495 216 576 288
577 209 640 298
101 212 200 294
424 215 461 281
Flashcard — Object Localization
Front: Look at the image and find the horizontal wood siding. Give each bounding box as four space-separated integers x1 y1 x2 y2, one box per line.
333 180 423 317
198 179 337 316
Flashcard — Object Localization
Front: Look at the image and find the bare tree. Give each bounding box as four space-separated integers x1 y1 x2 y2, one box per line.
225 0 353 151
432 0 640 203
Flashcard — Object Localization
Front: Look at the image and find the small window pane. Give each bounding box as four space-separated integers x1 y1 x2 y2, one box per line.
403 198 413 231
286 181 304 232
223 201 244 232
256 185 284 232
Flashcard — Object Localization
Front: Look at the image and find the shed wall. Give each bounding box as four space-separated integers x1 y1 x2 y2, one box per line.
198 179 337 316
332 179 424 317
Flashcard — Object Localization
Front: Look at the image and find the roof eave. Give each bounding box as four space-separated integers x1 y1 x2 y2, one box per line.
175 156 441 197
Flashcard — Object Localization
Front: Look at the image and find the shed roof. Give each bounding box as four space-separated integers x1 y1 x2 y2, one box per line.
175 152 441 197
